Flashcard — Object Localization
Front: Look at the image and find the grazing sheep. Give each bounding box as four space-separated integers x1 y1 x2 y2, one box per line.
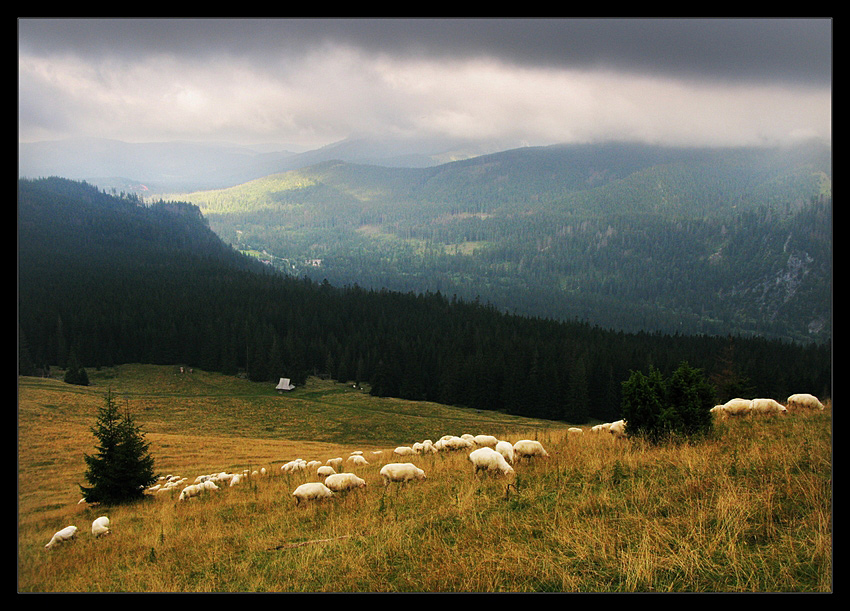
200 480 219 491
473 434 499 448
260 467 267 476
393 446 416 457
494 440 515 464
317 465 336 477
461 434 476 443
568 427 584 435
513 439 550 459
292 482 334 505
212 472 235 485
45 525 78 549
281 459 307 474
751 398 788 416
324 472 367 492
91 516 111 537
786 393 825 411
178 484 203 501
608 420 627 439
380 463 427 486
347 455 369 466
229 474 242 487
722 398 753 416
441 436 474 451
326 457 344 470
469 447 516 477
420 440 437 454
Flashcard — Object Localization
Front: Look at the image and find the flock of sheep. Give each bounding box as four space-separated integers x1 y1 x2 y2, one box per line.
710 393 825 417
45 435 553 548
45 391 825 550
44 516 111 549
289 435 551 505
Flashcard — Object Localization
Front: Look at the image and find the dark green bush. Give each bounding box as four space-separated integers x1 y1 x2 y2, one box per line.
621 361 716 443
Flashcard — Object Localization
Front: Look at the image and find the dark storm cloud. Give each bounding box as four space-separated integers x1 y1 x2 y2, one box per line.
19 18 831 86
18 18 832 148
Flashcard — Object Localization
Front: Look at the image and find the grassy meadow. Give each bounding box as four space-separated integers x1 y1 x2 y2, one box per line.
18 365 832 592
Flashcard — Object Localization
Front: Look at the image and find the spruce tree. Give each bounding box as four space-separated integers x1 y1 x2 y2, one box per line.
80 390 157 505
620 362 715 444
63 349 89 386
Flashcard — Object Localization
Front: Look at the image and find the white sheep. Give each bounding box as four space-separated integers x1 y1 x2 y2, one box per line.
786 393 825 411
393 446 416 457
317 465 336 477
721 398 753 416
568 427 584 435
281 459 307 474
178 483 206 501
212 472 235 485
229 474 242 487
380 462 427 486
473 434 499 448
420 440 437 454
200 480 219 491
292 482 334 505
494 440 515 464
608 420 627 439
324 472 367 492
441 436 474 451
306 460 322 470
346 455 369 466
91 516 111 537
750 398 788 416
45 525 78 549
469 447 516 477
513 439 550 459
326 457 344 470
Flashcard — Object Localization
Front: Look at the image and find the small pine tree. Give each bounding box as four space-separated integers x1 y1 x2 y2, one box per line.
80 390 156 505
63 349 89 386
621 361 716 444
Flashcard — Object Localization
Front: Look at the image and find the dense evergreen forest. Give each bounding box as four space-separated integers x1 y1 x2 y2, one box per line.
172 141 832 344
18 177 830 423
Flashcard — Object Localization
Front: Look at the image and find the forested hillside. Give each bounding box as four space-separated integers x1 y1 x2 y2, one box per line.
18 177 831 424
172 141 831 344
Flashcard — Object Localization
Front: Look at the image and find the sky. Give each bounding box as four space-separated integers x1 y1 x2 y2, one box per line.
18 18 832 152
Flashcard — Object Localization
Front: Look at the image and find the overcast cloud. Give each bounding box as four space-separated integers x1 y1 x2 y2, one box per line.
18 18 832 151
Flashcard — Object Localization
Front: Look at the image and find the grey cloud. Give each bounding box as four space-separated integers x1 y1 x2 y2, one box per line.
19 18 831 86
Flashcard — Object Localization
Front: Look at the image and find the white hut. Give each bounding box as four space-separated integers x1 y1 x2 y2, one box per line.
276 377 295 392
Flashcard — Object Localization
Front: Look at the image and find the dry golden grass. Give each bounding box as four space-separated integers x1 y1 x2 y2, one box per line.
18 367 832 592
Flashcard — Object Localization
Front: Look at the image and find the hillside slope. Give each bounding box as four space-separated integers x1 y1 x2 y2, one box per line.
18 177 831 424
173 140 832 343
